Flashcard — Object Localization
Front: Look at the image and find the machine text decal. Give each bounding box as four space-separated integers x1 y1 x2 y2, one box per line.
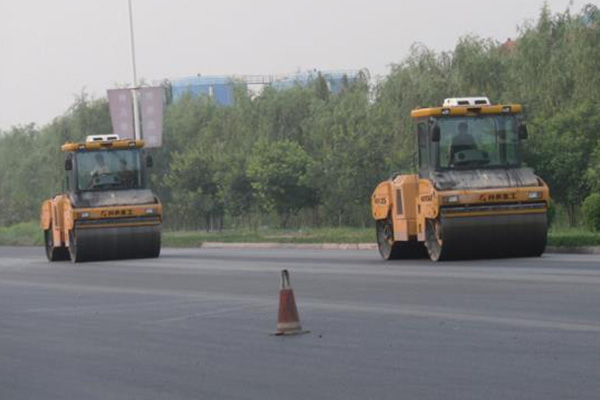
479 193 517 202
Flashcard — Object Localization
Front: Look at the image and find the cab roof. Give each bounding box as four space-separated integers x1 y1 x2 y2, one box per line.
411 103 523 119
61 139 145 152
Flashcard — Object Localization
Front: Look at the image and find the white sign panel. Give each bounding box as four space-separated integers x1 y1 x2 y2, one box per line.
139 87 165 148
107 89 135 140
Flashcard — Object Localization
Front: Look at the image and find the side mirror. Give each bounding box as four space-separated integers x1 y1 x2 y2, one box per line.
518 124 528 140
431 125 441 142
146 155 153 168
65 159 73 171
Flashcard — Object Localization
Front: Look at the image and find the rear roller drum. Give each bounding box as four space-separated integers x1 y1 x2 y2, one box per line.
376 217 427 260
376 218 398 260
44 226 70 262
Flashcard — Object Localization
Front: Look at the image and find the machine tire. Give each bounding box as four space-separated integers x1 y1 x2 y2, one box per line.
376 217 400 260
148 231 161 258
44 227 70 262
68 229 84 263
376 217 426 260
425 218 444 262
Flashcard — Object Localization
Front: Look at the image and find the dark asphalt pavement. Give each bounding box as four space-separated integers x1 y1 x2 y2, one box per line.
1 246 599 400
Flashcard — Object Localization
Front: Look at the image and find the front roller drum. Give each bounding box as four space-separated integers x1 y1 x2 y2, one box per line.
69 225 161 263
425 212 547 261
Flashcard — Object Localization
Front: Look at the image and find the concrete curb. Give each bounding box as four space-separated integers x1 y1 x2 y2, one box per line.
198 242 599 255
199 242 378 251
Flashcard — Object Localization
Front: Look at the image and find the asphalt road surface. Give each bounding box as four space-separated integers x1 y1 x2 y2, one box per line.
1 246 599 400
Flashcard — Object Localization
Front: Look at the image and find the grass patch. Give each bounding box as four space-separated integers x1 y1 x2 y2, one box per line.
0 221 43 246
1 222 600 248
547 227 600 247
163 227 374 247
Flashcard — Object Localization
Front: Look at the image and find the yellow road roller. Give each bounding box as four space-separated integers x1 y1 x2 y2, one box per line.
371 97 550 261
41 135 162 262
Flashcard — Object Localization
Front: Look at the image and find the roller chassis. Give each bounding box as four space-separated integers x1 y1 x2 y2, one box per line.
372 174 549 261
42 197 162 263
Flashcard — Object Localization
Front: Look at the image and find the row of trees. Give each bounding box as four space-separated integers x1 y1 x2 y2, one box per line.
1 4 599 229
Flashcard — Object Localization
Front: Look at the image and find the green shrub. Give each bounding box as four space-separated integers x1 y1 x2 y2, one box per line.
0 221 42 246
547 199 556 227
548 228 600 247
582 193 600 232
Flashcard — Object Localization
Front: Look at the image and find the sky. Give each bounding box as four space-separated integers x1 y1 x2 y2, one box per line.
0 0 590 130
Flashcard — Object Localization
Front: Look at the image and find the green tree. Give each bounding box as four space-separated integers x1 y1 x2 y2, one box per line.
525 102 600 225
163 144 223 230
582 193 600 231
247 139 318 227
2 3 600 232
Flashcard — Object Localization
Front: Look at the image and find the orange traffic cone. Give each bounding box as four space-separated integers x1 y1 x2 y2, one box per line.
275 270 310 336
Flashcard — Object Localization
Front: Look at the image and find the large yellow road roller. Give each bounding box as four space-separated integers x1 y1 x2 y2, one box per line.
371 97 550 261
41 135 162 262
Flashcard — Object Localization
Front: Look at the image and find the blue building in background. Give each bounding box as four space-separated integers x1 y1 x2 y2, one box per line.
271 70 362 94
168 69 366 106
170 76 241 106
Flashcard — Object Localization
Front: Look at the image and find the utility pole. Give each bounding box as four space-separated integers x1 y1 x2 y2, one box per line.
128 0 141 140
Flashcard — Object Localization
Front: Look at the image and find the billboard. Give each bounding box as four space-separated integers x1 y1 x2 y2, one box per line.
107 87 165 147
139 87 165 148
107 89 135 140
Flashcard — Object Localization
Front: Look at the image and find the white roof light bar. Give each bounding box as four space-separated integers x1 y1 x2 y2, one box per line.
443 97 491 107
85 134 120 142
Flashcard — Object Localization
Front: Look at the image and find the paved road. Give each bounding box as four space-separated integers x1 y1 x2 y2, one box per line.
1 246 599 400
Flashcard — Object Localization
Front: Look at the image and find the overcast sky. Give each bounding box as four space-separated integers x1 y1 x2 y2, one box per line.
0 0 589 130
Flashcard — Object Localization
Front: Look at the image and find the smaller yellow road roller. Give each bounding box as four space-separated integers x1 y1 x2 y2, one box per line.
41 135 162 262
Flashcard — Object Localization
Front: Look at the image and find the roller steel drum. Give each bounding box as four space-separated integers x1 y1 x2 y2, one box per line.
69 224 161 262
426 208 547 261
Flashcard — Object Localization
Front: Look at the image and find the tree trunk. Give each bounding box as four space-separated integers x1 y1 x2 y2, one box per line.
280 212 290 229
566 203 577 227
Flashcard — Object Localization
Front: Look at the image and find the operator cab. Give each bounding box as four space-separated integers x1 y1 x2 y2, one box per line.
74 148 145 191
412 97 535 190
61 135 155 208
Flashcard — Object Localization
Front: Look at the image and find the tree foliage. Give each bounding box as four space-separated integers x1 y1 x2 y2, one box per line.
582 193 600 232
247 139 317 227
1 4 599 229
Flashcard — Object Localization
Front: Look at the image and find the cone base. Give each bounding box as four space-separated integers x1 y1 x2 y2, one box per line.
272 330 311 336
